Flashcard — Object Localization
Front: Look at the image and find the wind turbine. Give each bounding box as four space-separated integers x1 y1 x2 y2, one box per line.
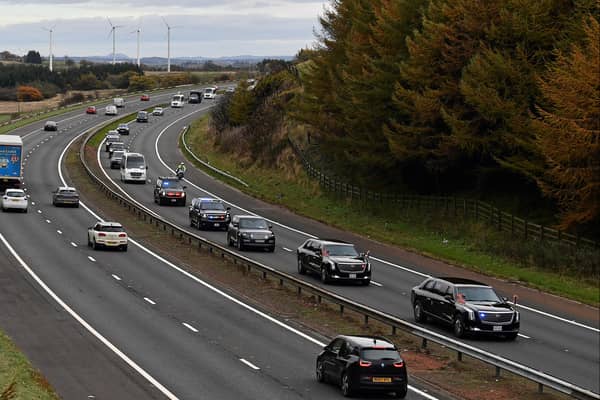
42 25 56 72
162 17 181 73
131 27 141 67
107 17 124 65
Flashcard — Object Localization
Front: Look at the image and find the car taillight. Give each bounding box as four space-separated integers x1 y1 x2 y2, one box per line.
393 361 404 368
118 234 127 237
359 360 372 367
98 233 106 237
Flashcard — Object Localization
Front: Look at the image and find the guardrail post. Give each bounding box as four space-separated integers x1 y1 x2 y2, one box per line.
421 338 427 349
340 304 344 314
392 326 396 335
317 295 322 304
538 383 543 393
495 366 501 378
457 352 462 362
297 286 302 296
364 315 369 325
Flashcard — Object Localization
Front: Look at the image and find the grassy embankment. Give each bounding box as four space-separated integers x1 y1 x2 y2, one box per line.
0 331 58 400
182 116 599 306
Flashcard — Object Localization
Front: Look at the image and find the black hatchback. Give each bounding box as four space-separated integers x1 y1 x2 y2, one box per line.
316 335 407 398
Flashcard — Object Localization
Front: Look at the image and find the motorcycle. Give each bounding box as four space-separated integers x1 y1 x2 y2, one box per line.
176 169 185 180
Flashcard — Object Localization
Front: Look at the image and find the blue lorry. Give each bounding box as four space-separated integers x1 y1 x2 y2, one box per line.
0 135 23 188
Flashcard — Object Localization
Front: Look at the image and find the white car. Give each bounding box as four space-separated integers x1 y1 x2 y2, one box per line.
1 188 28 212
152 107 164 116
87 221 128 251
203 87 217 99
171 94 185 108
105 105 118 116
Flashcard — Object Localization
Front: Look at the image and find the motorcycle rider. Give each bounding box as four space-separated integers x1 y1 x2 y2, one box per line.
176 162 186 178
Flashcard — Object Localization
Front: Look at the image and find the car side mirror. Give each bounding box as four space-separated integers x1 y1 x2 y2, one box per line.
146 166 148 170
269 225 273 230
183 186 187 190
502 296 508 302
226 207 231 211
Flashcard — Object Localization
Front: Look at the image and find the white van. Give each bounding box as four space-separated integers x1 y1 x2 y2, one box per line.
171 94 185 108
105 105 118 116
203 87 217 99
120 152 147 183
113 98 125 108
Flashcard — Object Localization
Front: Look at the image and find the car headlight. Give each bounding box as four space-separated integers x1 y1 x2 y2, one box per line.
241 232 249 238
201 213 207 218
366 263 371 272
330 262 336 271
465 308 475 321
515 311 520 322
161 190 165 195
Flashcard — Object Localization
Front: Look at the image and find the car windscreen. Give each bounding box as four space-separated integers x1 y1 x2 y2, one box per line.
5 191 24 198
200 201 225 211
98 226 124 232
204 88 214 93
58 189 77 194
160 179 181 188
324 244 358 257
106 136 119 142
112 151 125 158
239 218 268 229
361 349 400 361
457 286 502 302
126 156 145 168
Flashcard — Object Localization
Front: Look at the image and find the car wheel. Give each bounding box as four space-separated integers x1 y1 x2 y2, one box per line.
23 208 27 213
341 372 353 397
361 279 370 286
505 332 518 341
453 314 466 338
92 238 98 250
320 267 330 284
75 203 79 208
236 236 244 251
394 384 408 399
227 234 233 247
414 300 427 323
268 246 275 253
297 258 306 274
122 244 128 252
190 218 195 228
316 360 325 383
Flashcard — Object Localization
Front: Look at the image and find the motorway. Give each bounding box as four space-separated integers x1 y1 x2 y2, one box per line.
93 95 599 394
0 90 436 399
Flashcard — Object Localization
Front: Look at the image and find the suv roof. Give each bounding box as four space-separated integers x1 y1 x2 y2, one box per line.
339 335 396 349
312 238 352 246
436 277 488 286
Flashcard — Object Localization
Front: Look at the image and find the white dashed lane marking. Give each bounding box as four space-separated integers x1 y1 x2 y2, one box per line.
57 230 62 235
183 323 198 333
240 359 260 370
283 247 293 252
112 274 121 281
37 210 42 214
370 281 383 287
70 242 77 247
45 219 51 224
144 297 156 305
88 256 96 262
518 333 531 339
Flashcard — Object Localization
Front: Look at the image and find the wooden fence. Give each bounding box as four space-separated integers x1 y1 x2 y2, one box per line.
288 139 598 249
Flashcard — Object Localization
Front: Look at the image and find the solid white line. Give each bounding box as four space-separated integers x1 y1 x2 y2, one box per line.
70 242 77 247
57 230 62 235
144 297 156 305
182 323 198 333
0 233 179 400
370 281 383 287
239 358 260 370
509 302 598 333
88 256 96 262
518 333 531 339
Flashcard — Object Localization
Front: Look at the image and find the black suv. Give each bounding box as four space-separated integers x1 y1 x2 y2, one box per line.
153 177 186 206
297 239 371 285
411 277 520 340
136 111 148 122
316 335 407 398
117 123 130 135
189 197 231 230
227 215 275 252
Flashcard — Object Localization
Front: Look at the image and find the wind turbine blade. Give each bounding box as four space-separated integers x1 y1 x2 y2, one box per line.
107 29 113 39
162 16 170 29
107 17 113 27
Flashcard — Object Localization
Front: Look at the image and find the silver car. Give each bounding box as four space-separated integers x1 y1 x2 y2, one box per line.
52 186 79 207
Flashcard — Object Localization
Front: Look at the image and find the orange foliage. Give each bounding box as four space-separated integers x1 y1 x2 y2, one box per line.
16 85 44 102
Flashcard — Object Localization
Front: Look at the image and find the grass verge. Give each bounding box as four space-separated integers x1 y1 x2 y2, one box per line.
0 331 59 400
181 116 599 306
68 124 573 400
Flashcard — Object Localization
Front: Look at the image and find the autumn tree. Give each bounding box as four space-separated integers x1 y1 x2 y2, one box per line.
533 15 600 229
16 85 43 101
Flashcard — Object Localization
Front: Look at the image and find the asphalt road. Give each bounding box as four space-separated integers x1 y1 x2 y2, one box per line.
96 96 600 394
0 91 436 400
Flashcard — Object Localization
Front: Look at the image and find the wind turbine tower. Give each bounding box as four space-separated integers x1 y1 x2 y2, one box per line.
42 26 55 72
162 17 181 73
131 27 141 67
107 18 124 65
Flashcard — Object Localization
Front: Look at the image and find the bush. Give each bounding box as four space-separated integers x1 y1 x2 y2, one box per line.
16 85 43 101
26 81 60 98
0 87 16 101
59 92 86 107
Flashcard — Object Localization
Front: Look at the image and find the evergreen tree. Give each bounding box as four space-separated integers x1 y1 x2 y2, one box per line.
24 50 42 64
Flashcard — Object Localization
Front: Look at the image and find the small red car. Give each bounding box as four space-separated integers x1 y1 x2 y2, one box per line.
140 94 150 101
86 106 97 114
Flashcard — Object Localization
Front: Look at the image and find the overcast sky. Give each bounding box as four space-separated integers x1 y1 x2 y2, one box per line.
0 0 327 58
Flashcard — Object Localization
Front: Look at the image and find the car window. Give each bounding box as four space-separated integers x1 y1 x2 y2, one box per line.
5 191 24 197
200 201 225 211
339 341 349 357
329 338 344 353
304 240 314 250
433 281 450 295
160 179 179 188
361 349 400 361
99 225 124 232
126 156 145 168
239 218 268 229
423 279 436 291
324 244 358 257
457 286 502 302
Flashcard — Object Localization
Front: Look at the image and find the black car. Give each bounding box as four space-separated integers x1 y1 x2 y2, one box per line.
136 111 148 122
153 177 186 206
297 239 371 285
108 142 125 158
117 123 130 135
316 335 408 398
227 215 275 252
411 277 520 340
189 197 231 230
44 120 58 131
188 91 202 104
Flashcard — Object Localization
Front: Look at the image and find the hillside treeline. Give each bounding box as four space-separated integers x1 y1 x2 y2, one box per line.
294 0 599 231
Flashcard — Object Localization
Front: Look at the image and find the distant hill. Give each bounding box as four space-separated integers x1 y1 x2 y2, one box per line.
53 54 294 67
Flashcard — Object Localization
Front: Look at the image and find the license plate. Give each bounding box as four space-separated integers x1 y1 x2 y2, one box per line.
254 239 264 243
170 199 177 202
213 223 220 227
349 273 356 279
11 199 20 202
493 325 502 332
107 241 116 245
372 377 391 383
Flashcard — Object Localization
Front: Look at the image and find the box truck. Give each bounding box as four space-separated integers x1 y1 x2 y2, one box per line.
0 135 23 188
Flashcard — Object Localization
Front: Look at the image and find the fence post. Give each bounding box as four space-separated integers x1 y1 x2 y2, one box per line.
540 225 544 242
524 219 528 239
475 201 478 221
463 199 467 217
511 215 514 237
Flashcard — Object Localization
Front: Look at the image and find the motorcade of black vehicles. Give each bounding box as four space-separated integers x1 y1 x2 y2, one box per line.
117 123 130 135
189 197 231 230
316 335 408 398
104 133 120 152
227 215 275 252
110 150 125 169
136 111 149 122
411 277 520 340
52 186 79 207
153 176 187 206
297 239 371 285
188 91 202 104
44 121 58 131
108 142 125 158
